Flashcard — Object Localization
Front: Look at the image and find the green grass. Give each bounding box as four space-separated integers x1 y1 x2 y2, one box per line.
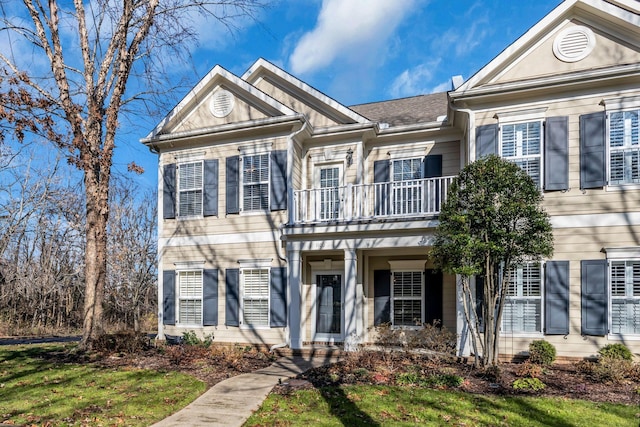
245 385 639 427
0 344 205 426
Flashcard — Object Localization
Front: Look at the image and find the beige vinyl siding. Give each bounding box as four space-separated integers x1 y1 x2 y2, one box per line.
169 89 270 134
253 79 341 128
495 21 640 85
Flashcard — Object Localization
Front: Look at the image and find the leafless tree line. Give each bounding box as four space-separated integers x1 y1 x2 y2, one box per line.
0 145 157 335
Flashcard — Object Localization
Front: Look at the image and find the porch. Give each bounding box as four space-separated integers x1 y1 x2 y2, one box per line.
292 176 456 224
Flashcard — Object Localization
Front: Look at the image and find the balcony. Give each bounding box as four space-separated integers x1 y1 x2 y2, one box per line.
292 176 455 224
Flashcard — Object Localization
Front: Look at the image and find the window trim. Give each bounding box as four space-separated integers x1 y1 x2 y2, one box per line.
176 269 204 327
314 162 344 221
606 108 640 188
239 151 271 214
239 262 271 329
498 119 544 188
390 269 424 328
605 248 640 339
502 262 544 337
176 160 204 219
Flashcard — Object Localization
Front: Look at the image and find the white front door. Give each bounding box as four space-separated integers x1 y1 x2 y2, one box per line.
313 273 344 342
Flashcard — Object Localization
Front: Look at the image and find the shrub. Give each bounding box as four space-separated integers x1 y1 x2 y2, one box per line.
181 331 214 347
528 340 556 366
598 343 633 361
515 360 543 378
512 377 546 392
426 373 464 388
373 321 457 355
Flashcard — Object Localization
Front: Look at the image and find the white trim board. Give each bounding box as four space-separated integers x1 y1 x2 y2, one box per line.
551 212 640 228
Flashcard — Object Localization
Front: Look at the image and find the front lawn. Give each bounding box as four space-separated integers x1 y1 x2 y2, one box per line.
246 385 639 426
0 344 205 426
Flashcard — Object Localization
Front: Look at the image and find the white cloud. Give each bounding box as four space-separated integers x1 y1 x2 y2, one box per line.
389 61 442 98
289 0 416 75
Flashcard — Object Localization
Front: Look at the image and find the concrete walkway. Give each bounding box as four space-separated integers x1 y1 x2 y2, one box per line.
151 354 339 427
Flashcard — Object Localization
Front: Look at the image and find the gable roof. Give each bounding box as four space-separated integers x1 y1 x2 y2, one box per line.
454 0 640 95
242 58 371 125
145 64 296 140
349 92 448 127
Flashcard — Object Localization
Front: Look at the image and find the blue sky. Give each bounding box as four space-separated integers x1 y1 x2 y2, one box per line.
112 0 562 190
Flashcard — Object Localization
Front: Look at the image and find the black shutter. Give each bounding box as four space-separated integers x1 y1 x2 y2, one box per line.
270 150 287 211
374 270 391 325
203 269 218 326
425 269 443 326
225 268 240 326
544 116 569 191
476 124 498 159
226 156 240 214
270 267 287 327
163 270 175 325
423 155 443 178
203 160 219 217
544 261 569 335
163 164 176 219
581 259 608 336
579 112 606 189
373 160 389 216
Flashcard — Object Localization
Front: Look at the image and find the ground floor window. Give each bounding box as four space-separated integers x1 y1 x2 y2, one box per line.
610 260 640 334
178 270 203 325
503 263 542 333
242 268 269 326
392 271 423 326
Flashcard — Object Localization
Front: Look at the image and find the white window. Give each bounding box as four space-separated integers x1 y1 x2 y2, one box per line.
610 260 640 335
391 158 423 215
178 161 203 217
242 154 269 211
501 121 543 187
177 270 203 325
319 166 341 220
608 110 640 185
503 263 542 334
242 268 269 327
392 271 423 326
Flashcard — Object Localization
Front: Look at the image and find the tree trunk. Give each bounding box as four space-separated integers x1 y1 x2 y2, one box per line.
80 159 110 350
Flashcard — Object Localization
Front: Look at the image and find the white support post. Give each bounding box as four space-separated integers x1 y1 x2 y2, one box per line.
344 247 358 351
288 248 303 349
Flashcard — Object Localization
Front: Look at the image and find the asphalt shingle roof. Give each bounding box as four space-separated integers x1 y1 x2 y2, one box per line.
349 92 448 127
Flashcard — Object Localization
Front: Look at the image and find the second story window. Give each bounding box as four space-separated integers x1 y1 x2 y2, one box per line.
178 161 203 217
392 158 423 215
609 110 640 185
242 154 269 211
501 121 542 187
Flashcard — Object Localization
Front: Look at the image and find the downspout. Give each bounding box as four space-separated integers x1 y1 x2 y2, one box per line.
271 119 309 352
448 96 475 358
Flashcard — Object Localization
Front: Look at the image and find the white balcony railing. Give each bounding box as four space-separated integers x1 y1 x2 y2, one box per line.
293 176 455 224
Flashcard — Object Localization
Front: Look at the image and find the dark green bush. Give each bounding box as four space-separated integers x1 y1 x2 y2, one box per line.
598 343 633 361
528 340 556 366
512 377 546 391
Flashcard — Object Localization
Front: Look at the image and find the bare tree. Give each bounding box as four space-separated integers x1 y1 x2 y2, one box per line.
0 0 266 349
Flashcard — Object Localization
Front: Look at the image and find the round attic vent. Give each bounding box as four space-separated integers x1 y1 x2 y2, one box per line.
553 26 596 63
209 89 235 118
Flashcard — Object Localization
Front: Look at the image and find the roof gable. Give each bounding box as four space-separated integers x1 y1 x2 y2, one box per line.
454 0 640 95
146 65 295 139
242 58 371 127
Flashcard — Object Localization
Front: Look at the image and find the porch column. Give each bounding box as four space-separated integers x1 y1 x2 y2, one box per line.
344 247 358 351
456 274 471 357
288 248 303 349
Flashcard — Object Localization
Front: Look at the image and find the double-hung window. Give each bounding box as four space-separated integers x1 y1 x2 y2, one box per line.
242 154 269 211
392 271 423 326
608 110 640 185
178 161 203 217
391 158 422 215
503 263 542 334
242 268 270 327
177 270 203 325
610 260 640 335
501 121 543 187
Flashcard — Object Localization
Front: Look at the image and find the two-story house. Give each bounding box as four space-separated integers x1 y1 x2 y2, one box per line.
142 0 640 359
